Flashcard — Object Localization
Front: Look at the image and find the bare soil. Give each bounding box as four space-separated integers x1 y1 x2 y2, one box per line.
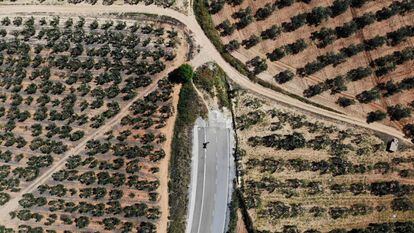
212 0 414 130
157 84 181 233
236 210 248 233
234 90 414 232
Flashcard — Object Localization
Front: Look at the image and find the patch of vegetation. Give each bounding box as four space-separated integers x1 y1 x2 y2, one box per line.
236 111 265 130
387 104 412 121
366 110 387 123
194 0 250 77
168 82 207 233
226 186 240 233
275 70 294 84
403 124 414 142
235 91 414 232
168 64 194 84
194 63 231 109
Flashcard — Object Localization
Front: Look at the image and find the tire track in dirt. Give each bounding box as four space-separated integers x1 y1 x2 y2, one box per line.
349 7 403 130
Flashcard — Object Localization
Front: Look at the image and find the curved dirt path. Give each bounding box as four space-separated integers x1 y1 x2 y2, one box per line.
0 5 408 142
0 2 411 225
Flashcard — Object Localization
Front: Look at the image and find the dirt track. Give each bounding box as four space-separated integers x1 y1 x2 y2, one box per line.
0 80 160 224
0 5 408 141
0 3 411 225
0 29 189 224
157 84 181 233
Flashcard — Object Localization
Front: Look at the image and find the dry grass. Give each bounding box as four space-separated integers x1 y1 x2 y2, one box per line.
234 90 414 232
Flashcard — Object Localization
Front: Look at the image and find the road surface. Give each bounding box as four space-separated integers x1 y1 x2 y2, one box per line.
0 1 411 226
187 111 234 233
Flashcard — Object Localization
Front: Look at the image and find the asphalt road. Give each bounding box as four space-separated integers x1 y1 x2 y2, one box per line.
0 58 188 224
0 2 410 224
187 111 234 233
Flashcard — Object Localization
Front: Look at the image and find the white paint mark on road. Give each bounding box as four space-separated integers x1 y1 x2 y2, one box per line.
187 110 235 233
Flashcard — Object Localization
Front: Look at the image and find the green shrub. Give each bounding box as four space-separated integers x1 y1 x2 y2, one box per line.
168 82 207 233
366 110 386 123
168 64 194 83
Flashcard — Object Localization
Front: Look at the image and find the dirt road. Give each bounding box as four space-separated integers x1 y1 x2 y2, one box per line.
157 85 181 233
0 3 411 225
0 5 407 143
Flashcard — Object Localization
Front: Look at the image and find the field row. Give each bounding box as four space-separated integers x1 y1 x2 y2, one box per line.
234 91 414 232
211 0 414 135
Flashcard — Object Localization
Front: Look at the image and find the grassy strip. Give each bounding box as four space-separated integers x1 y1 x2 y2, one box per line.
237 188 256 233
193 0 342 115
194 63 231 109
226 186 240 233
193 0 249 77
256 79 343 114
226 187 256 233
168 82 207 233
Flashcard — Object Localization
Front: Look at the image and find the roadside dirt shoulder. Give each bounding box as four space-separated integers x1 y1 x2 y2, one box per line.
157 85 181 233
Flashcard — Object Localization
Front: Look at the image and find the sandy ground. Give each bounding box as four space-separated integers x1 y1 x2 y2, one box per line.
236 210 248 233
157 84 181 233
0 15 191 225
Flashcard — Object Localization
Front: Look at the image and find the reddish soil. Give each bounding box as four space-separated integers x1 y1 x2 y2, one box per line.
212 0 414 130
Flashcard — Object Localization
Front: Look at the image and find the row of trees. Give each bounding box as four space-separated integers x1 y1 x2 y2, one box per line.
300 25 414 76
267 39 308 61
336 80 412 112
11 220 155 233
217 0 371 38
303 67 371 97
7 78 176 231
365 103 413 123
66 0 174 7
246 155 395 178
311 0 414 48
281 0 369 32
378 76 414 97
371 47 414 77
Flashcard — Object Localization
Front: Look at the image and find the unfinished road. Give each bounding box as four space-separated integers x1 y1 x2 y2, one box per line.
187 111 234 233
